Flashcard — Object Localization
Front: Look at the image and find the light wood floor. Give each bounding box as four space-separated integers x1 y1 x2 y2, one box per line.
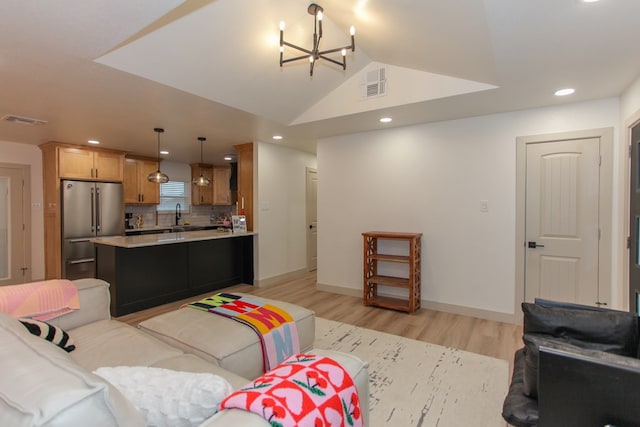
117 271 523 368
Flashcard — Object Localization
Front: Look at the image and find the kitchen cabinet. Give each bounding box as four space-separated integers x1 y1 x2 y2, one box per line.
124 157 159 204
190 163 214 205
58 146 124 181
213 165 231 205
234 143 253 231
363 231 422 313
95 233 254 316
39 142 126 279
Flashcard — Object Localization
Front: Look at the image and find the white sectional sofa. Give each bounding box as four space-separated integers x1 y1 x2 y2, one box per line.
0 278 369 427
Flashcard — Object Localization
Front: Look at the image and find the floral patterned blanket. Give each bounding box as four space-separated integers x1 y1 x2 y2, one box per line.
220 354 363 427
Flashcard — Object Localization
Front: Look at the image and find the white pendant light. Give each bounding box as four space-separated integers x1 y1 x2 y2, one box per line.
193 136 210 186
147 127 169 183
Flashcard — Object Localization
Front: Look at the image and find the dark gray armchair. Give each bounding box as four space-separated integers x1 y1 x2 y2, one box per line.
502 300 640 427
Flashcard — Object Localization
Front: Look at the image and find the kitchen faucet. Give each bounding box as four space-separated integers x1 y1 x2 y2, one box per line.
175 203 181 226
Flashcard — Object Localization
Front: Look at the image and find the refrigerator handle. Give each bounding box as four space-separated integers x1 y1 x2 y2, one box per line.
90 188 95 232
96 187 101 232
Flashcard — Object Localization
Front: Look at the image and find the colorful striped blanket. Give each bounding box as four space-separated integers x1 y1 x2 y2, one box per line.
220 353 363 427
187 293 300 373
0 279 79 321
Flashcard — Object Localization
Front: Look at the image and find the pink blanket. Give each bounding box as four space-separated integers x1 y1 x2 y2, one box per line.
220 354 363 427
0 279 79 321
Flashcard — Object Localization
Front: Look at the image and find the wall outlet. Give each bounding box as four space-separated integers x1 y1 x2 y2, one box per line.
480 200 489 213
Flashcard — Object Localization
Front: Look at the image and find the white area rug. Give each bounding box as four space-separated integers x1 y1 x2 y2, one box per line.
314 318 508 427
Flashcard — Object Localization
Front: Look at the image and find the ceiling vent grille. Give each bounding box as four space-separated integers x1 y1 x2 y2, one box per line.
361 67 387 99
1 114 48 125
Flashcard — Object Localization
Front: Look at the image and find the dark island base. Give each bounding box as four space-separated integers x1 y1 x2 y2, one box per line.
96 235 253 317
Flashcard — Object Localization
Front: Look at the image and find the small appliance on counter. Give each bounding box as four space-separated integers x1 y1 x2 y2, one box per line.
125 212 134 229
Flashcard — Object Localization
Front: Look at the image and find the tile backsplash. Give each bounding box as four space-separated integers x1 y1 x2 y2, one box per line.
125 204 237 228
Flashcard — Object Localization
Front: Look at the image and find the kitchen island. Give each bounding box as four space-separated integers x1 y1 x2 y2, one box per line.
92 230 255 316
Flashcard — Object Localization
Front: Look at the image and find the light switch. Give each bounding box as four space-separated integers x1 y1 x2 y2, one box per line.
480 200 489 213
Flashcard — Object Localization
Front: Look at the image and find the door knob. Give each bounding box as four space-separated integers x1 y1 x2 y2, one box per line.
528 241 545 248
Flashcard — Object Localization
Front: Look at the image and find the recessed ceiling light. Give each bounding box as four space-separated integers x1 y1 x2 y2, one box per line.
379 117 392 123
554 88 575 97
160 150 169 155
583 0 600 3
224 155 233 161
272 135 283 140
87 140 100 145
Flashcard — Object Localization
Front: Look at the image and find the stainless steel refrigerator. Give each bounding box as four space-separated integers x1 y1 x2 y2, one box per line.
61 180 124 279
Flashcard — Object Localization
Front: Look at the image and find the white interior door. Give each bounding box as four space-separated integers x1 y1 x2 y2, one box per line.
524 138 601 305
306 168 318 271
0 165 30 286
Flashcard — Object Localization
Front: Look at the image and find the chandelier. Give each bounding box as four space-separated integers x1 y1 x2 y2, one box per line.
279 3 355 76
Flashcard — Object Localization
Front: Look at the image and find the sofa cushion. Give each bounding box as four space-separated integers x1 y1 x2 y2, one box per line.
522 302 638 355
94 366 233 427
152 354 250 391
0 311 144 427
68 319 184 371
19 317 76 352
139 294 315 380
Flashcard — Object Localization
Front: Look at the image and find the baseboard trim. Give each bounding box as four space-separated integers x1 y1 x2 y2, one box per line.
316 283 362 298
422 300 518 324
255 268 309 288
316 282 518 324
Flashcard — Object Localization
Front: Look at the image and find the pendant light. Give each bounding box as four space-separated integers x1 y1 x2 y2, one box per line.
147 127 169 183
193 136 210 186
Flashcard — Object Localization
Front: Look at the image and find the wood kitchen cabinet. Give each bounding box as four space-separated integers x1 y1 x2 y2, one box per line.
213 165 231 205
39 142 126 279
190 164 232 205
190 163 214 205
234 143 253 231
58 146 123 181
124 156 159 204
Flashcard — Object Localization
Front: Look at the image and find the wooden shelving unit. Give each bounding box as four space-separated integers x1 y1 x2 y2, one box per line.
363 231 422 313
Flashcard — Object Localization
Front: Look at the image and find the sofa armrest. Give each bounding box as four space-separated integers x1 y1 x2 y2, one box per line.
48 279 111 330
501 348 538 427
538 345 640 427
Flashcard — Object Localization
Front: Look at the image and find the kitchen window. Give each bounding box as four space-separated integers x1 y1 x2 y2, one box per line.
157 181 190 212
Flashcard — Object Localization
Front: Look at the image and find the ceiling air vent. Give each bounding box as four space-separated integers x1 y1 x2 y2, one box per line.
361 67 387 99
1 114 48 125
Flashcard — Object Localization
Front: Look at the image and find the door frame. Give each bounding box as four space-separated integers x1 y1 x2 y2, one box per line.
0 163 31 284
625 110 640 312
515 128 613 321
306 167 318 271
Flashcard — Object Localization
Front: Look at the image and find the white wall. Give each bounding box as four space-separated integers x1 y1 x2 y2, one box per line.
256 142 317 282
621 75 640 120
0 140 44 280
317 98 621 319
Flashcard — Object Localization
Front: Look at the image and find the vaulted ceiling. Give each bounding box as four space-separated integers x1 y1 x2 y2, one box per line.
1 0 639 164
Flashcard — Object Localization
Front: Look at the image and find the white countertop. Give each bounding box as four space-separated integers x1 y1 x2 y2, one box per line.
92 229 256 248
